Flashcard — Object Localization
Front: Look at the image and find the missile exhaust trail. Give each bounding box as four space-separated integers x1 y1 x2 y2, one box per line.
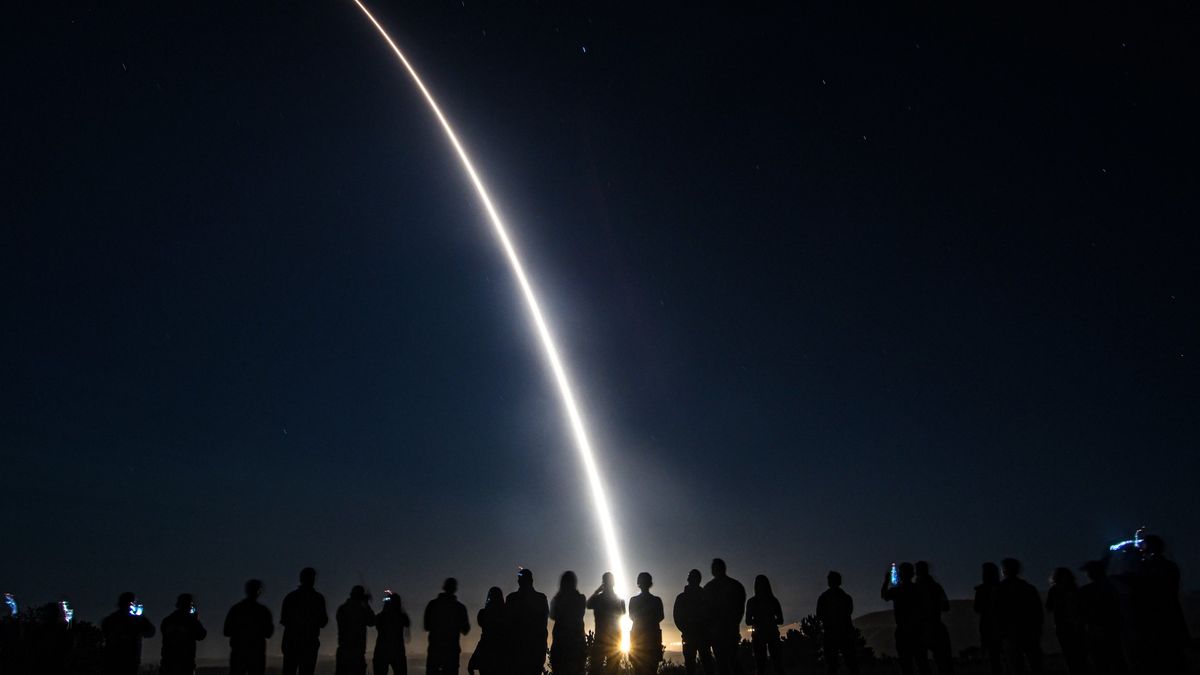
351 0 633 628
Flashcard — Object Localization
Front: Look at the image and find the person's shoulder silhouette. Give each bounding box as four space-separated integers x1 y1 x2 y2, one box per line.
424 578 470 639
224 579 275 643
551 571 586 630
816 571 854 635
281 566 328 637
101 592 155 672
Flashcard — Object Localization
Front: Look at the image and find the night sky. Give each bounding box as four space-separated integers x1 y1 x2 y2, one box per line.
5 0 1199 659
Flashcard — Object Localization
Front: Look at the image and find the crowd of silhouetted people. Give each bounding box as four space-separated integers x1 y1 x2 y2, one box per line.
0 537 1191 675
876 534 1190 675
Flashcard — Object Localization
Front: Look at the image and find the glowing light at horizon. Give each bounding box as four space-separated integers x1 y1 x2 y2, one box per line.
351 0 633 633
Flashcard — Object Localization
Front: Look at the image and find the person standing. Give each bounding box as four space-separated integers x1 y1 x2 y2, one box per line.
550 572 586 675
1136 535 1189 674
101 592 155 675
881 563 929 675
1078 561 1126 675
160 593 207 675
507 569 550 675
225 580 275 675
973 563 1003 675
704 559 746 675
281 567 329 675
1045 568 1087 675
374 590 411 675
467 588 506 675
674 570 715 675
744 575 783 675
996 558 1043 675
587 572 626 675
913 561 953 675
629 573 664 675
336 586 377 675
816 571 859 675
425 578 470 675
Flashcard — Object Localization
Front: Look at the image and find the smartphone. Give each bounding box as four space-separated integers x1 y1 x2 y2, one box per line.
889 563 900 587
129 603 144 617
189 606 196 615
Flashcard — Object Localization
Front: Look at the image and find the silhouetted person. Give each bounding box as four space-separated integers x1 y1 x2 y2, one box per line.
1046 568 1088 675
973 563 1003 675
424 578 470 675
337 585 377 675
468 588 506 675
881 562 929 675
281 567 328 675
374 590 411 675
0 594 17 675
20 600 72 675
704 559 746 675
587 572 625 675
225 580 275 675
913 561 953 674
1078 561 1126 675
674 569 716 675
996 558 1043 675
1135 535 1188 674
630 572 665 675
550 572 586 675
507 569 549 675
101 592 155 675
816 571 859 675
160 593 208 675
745 575 783 675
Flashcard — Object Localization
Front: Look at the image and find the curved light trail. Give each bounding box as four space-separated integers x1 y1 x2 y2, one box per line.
351 0 633 641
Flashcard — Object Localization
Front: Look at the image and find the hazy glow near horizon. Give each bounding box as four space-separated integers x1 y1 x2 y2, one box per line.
351 0 634 642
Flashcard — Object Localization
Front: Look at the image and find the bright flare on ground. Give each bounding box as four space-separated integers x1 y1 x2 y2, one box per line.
351 0 634 638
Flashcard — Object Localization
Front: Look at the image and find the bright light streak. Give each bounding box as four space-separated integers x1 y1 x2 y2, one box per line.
3 593 16 617
351 0 632 623
1109 527 1146 552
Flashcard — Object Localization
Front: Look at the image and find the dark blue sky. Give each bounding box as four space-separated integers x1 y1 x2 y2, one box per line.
5 0 1198 658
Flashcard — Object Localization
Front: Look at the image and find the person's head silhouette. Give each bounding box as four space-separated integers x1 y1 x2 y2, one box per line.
981 562 999 584
443 578 458 595
175 593 194 611
711 559 727 578
915 561 931 579
827 571 842 589
1081 560 1107 582
687 569 702 586
1142 534 1166 556
637 573 653 592
117 592 136 610
245 579 264 600
383 590 402 610
517 569 533 589
897 562 915 583
350 585 367 600
559 571 578 594
299 567 317 588
753 575 773 597
1001 558 1022 579
1051 567 1076 588
600 572 614 591
486 587 503 607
